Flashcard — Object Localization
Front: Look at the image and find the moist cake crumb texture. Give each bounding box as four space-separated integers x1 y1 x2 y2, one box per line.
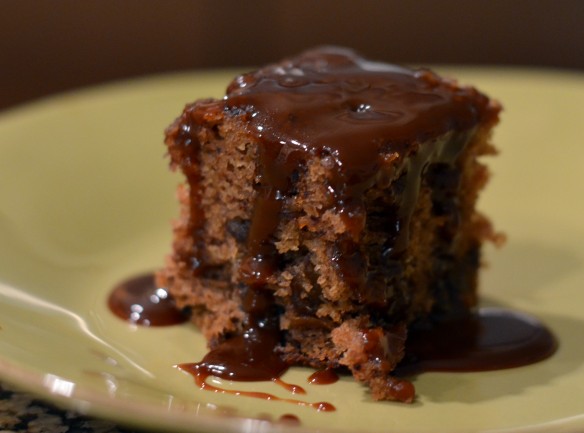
157 46 501 402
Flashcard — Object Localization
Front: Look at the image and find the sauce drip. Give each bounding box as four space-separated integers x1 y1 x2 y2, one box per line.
308 369 340 385
177 288 334 411
275 378 306 395
178 363 335 412
108 274 188 326
398 307 558 375
169 290 335 411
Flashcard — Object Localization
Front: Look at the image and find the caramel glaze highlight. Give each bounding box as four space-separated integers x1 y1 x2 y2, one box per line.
308 369 340 385
164 46 500 403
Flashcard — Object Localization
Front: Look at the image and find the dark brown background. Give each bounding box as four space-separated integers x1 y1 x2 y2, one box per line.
2 0 583 111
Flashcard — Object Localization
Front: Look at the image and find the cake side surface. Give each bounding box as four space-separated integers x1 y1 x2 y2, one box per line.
157 46 501 402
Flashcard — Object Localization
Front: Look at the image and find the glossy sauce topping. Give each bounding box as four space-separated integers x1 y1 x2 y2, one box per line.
108 274 188 326
226 46 493 161
398 308 557 375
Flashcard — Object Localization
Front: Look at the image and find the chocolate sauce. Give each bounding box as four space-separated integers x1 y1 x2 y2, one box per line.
308 369 340 385
398 308 557 375
108 274 188 326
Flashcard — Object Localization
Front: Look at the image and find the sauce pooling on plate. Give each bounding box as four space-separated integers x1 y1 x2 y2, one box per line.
397 307 557 375
108 273 557 409
108 273 188 326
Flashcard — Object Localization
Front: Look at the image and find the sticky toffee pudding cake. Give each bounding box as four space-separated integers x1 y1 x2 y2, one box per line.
157 47 502 402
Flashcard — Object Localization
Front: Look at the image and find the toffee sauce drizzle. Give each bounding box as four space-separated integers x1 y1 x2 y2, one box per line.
178 363 334 412
177 288 335 411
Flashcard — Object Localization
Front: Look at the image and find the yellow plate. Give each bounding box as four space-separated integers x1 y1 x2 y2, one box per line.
1 68 584 433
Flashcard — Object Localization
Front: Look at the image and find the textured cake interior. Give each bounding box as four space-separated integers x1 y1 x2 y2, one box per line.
158 100 499 401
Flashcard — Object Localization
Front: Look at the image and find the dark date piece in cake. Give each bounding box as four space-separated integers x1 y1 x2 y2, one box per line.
157 46 502 402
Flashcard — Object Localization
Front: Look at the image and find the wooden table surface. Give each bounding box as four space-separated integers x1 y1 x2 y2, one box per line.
0 383 138 433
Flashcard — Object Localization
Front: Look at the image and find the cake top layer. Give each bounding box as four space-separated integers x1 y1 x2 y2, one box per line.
224 46 498 176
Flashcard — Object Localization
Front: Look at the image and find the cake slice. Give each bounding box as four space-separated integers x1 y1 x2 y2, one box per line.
157 47 501 402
